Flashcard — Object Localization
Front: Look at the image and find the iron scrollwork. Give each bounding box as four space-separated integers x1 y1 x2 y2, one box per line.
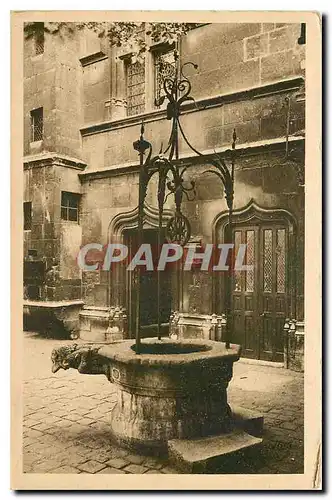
132 51 237 350
166 212 191 246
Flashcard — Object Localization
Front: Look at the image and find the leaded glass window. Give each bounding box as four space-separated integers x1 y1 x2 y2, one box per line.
234 231 242 292
276 229 286 293
126 61 145 117
245 230 255 292
154 50 176 107
34 22 44 55
263 229 273 292
30 107 43 142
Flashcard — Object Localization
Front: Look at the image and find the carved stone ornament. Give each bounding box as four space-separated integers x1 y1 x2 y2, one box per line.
51 344 108 376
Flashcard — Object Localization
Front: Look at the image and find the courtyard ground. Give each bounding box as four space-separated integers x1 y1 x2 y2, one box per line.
22 332 304 474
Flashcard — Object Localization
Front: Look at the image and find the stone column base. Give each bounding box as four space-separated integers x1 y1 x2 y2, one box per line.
284 319 304 372
79 306 127 343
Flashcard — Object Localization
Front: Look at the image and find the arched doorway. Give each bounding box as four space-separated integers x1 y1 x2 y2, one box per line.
107 203 174 338
214 200 297 362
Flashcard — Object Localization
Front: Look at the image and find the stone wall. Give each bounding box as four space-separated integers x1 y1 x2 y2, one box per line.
24 25 86 159
23 156 85 301
23 22 305 367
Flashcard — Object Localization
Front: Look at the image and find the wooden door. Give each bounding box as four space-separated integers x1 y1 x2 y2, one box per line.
231 224 288 362
125 228 172 338
259 226 287 362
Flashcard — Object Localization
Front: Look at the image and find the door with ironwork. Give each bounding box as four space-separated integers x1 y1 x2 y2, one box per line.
232 224 288 362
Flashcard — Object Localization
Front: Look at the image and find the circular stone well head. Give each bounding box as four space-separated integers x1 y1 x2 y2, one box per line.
130 339 211 355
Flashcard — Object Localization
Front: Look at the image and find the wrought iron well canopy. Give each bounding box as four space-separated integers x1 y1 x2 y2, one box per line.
132 49 237 353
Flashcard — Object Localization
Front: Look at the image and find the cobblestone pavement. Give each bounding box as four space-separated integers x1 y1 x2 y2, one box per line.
23 332 304 474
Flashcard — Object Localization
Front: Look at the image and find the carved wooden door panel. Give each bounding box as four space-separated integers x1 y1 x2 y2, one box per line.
231 223 288 362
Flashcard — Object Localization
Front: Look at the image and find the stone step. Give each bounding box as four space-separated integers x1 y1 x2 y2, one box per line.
231 405 264 437
168 429 263 473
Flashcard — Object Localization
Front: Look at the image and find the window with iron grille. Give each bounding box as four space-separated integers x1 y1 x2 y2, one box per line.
24 202 32 230
154 49 176 107
61 192 80 222
34 22 44 55
126 60 146 117
30 107 43 142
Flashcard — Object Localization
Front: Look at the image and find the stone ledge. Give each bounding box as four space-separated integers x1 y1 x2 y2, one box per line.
80 76 304 137
23 152 87 170
168 429 263 473
99 337 241 367
23 300 84 339
79 306 126 343
231 405 264 437
79 136 304 181
24 300 84 309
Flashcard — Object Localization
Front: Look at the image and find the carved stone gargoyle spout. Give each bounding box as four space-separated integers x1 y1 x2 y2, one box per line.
51 344 110 378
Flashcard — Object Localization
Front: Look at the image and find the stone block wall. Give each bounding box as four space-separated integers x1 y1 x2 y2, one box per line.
182 23 304 97
23 156 85 301
23 23 305 365
24 24 86 160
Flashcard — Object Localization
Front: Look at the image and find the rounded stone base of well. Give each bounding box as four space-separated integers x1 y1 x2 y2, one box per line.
98 337 241 454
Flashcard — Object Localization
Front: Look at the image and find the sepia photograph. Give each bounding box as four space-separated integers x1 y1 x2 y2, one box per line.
11 10 321 490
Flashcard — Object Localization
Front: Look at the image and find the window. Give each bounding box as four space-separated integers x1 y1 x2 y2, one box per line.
30 107 43 142
298 23 306 45
33 22 44 55
24 202 32 230
61 191 80 222
126 60 146 117
154 49 176 107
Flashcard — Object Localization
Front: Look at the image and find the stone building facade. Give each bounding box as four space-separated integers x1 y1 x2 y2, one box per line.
23 22 305 370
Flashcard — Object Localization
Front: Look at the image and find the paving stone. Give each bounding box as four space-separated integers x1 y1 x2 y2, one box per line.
24 417 42 428
29 459 64 473
98 467 126 474
278 420 300 431
123 464 148 474
144 469 163 474
40 415 63 425
106 448 130 459
125 454 146 465
50 465 82 474
77 417 97 426
105 457 129 469
160 466 180 474
85 450 111 463
77 460 107 474
64 413 85 422
143 458 164 469
65 423 90 434
31 422 53 432
23 335 304 476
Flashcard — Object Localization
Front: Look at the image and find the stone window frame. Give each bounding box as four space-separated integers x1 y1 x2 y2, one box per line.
23 201 32 231
60 191 81 223
33 22 44 56
124 57 146 117
150 42 176 110
30 107 43 143
118 28 177 118
122 41 176 117
111 24 206 121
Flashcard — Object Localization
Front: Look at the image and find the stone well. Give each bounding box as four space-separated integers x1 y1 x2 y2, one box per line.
51 337 241 455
